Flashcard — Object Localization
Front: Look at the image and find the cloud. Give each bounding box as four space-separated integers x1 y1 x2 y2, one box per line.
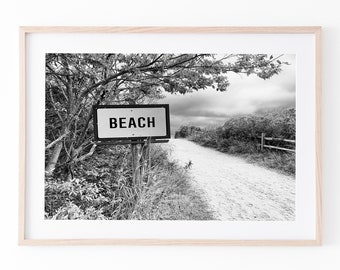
161 54 296 133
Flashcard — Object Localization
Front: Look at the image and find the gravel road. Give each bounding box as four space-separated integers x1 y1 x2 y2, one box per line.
165 139 295 221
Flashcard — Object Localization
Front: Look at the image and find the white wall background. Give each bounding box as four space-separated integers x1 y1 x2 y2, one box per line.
0 0 339 269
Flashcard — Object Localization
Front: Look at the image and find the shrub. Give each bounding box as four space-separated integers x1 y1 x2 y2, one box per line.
175 125 201 138
45 144 139 220
51 202 107 220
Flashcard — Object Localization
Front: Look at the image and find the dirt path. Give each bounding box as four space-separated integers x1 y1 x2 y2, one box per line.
165 139 295 221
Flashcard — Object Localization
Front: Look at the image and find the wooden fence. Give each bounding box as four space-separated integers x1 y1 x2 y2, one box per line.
258 133 295 153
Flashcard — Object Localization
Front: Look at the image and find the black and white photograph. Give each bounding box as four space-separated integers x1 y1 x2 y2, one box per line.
44 53 296 221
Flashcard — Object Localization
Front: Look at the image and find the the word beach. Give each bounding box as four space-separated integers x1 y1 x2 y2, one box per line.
109 117 155 129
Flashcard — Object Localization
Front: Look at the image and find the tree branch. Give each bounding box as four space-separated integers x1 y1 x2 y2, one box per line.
73 144 97 162
46 64 69 86
48 88 65 124
80 54 168 98
45 132 69 150
165 54 206 69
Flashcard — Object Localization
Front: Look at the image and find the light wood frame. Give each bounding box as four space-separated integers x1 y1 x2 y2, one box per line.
19 26 322 246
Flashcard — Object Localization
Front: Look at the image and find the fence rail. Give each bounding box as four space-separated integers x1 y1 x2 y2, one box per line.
258 133 295 153
262 137 295 143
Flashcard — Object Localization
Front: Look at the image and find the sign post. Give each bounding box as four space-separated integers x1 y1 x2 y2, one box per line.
93 104 170 187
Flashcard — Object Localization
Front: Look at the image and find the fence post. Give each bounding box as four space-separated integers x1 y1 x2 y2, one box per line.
261 133 265 151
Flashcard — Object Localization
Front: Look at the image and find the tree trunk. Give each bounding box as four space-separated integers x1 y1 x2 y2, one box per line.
45 141 63 175
45 125 69 176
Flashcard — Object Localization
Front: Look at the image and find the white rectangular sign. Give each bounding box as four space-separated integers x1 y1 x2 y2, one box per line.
93 104 170 140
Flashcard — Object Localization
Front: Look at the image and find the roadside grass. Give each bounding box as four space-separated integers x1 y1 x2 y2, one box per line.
240 151 295 176
188 136 295 176
130 145 215 220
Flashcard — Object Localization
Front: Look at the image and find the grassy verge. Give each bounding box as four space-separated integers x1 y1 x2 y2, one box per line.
243 151 295 176
188 135 295 176
130 145 214 220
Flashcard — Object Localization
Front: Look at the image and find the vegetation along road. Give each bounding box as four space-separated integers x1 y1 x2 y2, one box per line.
166 138 295 221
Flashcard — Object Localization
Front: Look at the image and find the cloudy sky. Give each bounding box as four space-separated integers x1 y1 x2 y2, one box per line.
161 54 296 134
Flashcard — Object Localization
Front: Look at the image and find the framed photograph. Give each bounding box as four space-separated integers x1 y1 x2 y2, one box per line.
19 26 322 245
